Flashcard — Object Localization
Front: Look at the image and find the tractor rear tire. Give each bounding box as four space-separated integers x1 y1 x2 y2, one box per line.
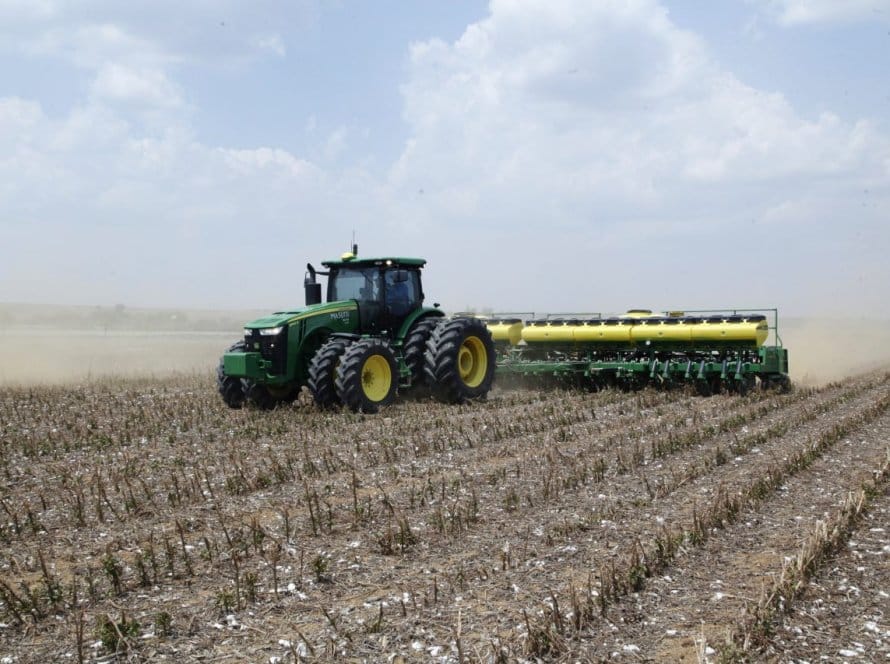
217 341 247 409
403 317 442 388
308 338 351 409
424 318 496 404
335 339 399 413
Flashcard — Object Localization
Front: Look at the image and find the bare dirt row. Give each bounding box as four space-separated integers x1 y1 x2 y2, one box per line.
555 399 890 662
764 464 890 661
0 370 887 662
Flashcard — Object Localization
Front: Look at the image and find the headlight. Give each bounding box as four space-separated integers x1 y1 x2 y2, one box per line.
259 326 284 336
243 328 252 337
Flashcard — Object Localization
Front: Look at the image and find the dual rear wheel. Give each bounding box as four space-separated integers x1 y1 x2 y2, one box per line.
336 340 399 414
306 317 496 413
424 317 495 404
308 337 398 414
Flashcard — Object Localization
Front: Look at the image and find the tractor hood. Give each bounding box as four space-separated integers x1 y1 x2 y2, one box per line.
244 300 358 330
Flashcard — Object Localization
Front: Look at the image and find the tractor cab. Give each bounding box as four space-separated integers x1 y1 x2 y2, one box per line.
306 251 427 335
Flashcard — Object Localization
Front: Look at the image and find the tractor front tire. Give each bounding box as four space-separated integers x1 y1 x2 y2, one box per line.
335 339 398 413
308 338 351 409
424 318 496 404
217 341 247 409
245 383 277 410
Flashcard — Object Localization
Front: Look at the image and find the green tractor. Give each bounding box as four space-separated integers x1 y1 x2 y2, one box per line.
217 247 495 413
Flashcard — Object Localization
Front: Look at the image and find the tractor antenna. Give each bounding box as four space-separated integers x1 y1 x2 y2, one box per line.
351 229 358 256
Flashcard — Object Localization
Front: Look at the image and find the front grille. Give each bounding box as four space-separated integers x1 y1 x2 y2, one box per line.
245 327 289 375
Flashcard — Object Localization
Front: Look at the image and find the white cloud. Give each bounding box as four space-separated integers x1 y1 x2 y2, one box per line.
0 97 43 134
90 63 183 108
221 146 314 178
0 0 888 315
323 127 350 162
389 0 890 313
253 34 286 57
756 0 890 25
395 0 885 218
8 21 175 72
0 1 311 68
0 94 372 308
0 0 56 22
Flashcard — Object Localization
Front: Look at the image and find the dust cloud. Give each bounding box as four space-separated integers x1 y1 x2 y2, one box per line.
0 318 887 388
0 330 235 385
782 318 890 386
0 303 253 386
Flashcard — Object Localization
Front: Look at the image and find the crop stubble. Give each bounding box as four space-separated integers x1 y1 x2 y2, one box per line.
0 371 888 662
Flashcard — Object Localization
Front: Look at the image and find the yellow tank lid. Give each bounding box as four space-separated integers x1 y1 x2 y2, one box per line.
622 309 654 319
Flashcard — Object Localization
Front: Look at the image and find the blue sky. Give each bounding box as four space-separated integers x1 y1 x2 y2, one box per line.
1 0 888 316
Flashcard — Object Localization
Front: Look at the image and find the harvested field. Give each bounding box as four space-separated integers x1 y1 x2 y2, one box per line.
0 371 888 662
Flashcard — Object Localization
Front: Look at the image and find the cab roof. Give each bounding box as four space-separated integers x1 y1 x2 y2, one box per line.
322 254 426 269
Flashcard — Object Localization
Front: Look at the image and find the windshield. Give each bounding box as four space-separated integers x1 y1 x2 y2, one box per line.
329 267 381 302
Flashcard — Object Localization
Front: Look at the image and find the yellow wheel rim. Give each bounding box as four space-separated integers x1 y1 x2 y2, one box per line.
361 354 392 402
458 336 488 388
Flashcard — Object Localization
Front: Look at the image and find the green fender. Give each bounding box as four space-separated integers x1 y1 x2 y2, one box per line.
396 307 445 342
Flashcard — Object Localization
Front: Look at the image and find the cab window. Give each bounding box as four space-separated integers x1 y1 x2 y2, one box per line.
329 267 381 303
385 270 420 316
